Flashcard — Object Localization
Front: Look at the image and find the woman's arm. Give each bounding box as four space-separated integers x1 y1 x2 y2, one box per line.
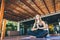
31 23 38 31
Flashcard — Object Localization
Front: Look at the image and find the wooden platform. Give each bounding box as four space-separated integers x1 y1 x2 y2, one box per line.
0 35 60 40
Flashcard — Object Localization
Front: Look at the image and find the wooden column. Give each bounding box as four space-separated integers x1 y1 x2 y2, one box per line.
1 19 7 40
17 22 20 31
0 0 5 40
0 0 5 30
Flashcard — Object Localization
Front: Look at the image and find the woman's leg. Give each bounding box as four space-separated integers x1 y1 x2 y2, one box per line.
27 31 36 36
27 30 48 38
36 30 48 38
35 29 44 38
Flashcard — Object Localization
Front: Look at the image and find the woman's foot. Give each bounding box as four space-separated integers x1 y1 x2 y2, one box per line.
29 36 36 38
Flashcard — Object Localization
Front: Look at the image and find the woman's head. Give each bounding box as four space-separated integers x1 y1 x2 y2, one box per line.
35 14 41 21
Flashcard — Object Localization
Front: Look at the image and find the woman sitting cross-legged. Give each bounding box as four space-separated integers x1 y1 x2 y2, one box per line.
27 15 48 38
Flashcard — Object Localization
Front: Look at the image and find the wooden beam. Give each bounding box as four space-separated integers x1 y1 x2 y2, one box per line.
9 1 35 16
0 0 5 30
32 0 48 14
6 4 33 18
4 13 22 21
1 19 7 40
7 10 29 20
4 10 30 21
4 14 20 21
42 0 50 13
6 7 30 19
32 0 46 15
52 0 56 13
6 12 23 20
4 14 19 21
9 5 33 18
55 0 60 12
20 0 41 15
44 0 54 13
6 9 28 18
24 0 43 15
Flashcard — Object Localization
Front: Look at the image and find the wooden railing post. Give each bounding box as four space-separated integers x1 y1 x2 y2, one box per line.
1 19 7 40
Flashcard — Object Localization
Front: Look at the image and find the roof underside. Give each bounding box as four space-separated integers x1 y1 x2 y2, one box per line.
1 0 60 21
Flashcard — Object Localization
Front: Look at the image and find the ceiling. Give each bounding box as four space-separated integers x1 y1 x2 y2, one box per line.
2 0 60 21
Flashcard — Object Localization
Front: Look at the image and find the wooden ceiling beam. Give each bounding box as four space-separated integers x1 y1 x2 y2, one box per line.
6 4 33 18
4 10 26 21
4 15 18 21
32 0 48 14
6 7 31 19
7 12 24 20
7 10 29 19
20 0 41 16
11 2 35 16
52 0 56 13
32 0 45 15
6 0 35 17
43 0 54 13
25 0 44 15
55 0 60 12
4 13 21 21
5 13 20 20
4 14 19 21
6 8 29 19
42 0 51 14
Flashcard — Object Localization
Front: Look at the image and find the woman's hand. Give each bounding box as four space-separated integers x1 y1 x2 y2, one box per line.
31 28 38 31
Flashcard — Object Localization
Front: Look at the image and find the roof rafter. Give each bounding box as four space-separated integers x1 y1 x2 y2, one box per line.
4 13 20 21
7 0 35 17
52 0 56 13
6 11 27 20
7 8 30 19
6 4 33 18
20 0 41 16
42 0 51 14
32 0 46 15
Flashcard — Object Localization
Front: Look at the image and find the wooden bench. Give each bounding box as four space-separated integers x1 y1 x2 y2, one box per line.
7 31 20 36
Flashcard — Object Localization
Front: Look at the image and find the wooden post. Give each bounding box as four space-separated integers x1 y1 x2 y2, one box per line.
17 22 20 31
1 19 7 40
0 0 5 30
0 0 5 40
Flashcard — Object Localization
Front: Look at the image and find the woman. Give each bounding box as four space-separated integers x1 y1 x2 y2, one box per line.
28 15 48 38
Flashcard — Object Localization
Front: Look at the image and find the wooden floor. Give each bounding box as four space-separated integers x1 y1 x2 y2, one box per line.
0 35 60 40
